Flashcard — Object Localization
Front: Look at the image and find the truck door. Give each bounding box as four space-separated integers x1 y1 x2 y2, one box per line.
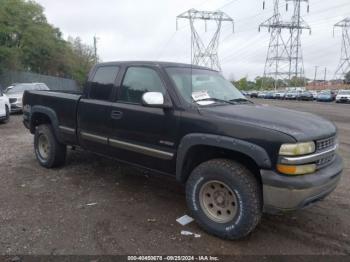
107 66 178 174
77 65 120 154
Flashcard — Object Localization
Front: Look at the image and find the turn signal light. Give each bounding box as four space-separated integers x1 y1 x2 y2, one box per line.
277 164 316 175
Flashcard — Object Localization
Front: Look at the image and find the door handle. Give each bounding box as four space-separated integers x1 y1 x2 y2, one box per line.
111 110 123 120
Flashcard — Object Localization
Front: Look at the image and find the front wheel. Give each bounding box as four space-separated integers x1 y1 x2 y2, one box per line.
34 124 66 168
186 159 262 240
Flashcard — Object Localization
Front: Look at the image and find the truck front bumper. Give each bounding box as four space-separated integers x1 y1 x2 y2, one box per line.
261 154 343 213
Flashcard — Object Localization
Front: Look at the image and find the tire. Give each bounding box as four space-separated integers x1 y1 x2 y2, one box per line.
0 105 10 124
34 124 66 168
186 159 262 240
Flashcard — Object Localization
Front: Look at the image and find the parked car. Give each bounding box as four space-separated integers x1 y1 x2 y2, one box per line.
317 91 335 102
241 91 248 97
23 61 342 240
285 91 299 100
5 83 49 113
0 88 11 123
310 90 318 100
264 91 275 99
335 90 350 103
297 91 314 101
257 91 267 98
250 91 259 98
273 91 286 100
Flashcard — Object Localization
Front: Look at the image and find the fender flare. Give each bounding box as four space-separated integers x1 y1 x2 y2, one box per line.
30 105 62 142
176 133 272 182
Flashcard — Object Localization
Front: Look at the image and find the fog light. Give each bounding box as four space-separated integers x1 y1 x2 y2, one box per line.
277 164 316 175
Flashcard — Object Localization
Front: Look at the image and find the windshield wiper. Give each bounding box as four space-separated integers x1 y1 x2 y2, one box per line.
229 98 254 104
194 98 237 105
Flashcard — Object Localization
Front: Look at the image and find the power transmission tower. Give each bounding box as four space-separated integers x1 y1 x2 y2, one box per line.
333 18 350 80
176 9 234 71
259 0 311 89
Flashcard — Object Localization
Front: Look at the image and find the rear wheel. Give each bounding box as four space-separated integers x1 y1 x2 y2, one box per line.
34 124 66 168
186 159 262 240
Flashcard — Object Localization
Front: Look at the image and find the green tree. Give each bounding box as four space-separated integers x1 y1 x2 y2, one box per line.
233 77 257 91
255 76 275 90
0 0 96 85
65 37 96 86
288 76 307 87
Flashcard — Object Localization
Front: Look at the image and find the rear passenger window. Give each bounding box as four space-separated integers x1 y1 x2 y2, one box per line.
119 67 165 104
90 66 119 100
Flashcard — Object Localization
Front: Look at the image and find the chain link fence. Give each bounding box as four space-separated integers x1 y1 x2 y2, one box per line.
0 70 79 91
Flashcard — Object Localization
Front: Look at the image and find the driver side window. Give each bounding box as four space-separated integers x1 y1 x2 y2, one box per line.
119 67 165 104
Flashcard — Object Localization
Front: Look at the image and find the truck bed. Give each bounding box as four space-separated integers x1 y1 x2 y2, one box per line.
23 90 82 143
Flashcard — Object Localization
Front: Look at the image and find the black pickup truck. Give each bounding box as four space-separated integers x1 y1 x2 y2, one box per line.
23 61 343 240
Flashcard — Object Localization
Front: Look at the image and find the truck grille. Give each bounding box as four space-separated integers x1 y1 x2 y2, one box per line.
315 136 337 169
316 154 336 169
316 136 336 152
9 98 17 103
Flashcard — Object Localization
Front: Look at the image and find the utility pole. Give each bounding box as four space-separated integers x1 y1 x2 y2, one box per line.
93 36 99 64
259 0 311 89
314 66 318 82
333 18 350 80
176 9 234 71
324 67 327 85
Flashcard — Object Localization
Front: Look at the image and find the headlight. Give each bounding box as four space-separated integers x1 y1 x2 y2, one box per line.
279 142 315 156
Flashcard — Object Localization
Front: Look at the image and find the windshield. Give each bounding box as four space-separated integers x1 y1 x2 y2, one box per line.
339 90 350 95
5 84 38 94
166 67 246 105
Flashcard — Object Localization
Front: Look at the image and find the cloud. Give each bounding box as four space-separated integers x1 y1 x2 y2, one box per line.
36 0 350 80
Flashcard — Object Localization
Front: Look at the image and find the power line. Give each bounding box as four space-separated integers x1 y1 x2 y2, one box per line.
333 17 350 79
176 8 234 71
259 0 311 89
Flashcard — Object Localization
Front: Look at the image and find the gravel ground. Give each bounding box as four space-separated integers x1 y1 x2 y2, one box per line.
0 100 349 255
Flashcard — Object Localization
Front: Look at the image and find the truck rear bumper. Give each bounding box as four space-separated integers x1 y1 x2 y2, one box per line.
261 154 343 213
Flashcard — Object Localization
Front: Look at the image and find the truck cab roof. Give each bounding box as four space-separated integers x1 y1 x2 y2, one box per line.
95 61 216 71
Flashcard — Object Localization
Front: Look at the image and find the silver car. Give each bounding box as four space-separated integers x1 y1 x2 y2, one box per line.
5 83 49 113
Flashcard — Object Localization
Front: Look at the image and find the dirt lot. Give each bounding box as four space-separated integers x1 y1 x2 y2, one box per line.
0 100 349 255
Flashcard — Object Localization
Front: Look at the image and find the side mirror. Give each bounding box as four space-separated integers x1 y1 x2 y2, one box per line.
142 92 170 108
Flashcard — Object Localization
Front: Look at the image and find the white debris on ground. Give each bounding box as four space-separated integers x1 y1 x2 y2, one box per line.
176 215 194 226
181 231 201 238
177 215 201 238
86 203 98 206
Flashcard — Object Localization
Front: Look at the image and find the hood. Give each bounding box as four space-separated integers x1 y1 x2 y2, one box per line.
318 93 331 98
199 104 336 141
6 92 23 99
337 94 350 98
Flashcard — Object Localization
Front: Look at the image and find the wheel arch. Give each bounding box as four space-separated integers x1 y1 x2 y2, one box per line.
176 134 272 183
30 106 61 142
